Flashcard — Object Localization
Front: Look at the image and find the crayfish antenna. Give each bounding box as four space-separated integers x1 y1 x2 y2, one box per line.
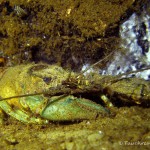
77 51 114 78
114 66 150 79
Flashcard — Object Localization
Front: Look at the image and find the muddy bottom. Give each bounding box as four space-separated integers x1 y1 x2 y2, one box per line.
0 106 149 150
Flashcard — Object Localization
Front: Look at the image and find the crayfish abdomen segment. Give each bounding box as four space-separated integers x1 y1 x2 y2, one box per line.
104 77 150 107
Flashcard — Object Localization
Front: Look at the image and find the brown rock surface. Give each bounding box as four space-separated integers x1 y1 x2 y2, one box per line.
0 0 139 70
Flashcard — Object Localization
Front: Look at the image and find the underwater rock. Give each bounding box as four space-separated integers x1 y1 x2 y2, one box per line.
0 0 139 70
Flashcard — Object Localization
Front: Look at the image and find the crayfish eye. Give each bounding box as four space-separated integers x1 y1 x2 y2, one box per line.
43 77 52 84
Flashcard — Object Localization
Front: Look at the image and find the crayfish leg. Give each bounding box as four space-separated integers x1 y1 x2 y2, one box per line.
100 95 114 108
0 101 48 124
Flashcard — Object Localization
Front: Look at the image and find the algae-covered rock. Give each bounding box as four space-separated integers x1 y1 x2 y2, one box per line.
0 0 142 69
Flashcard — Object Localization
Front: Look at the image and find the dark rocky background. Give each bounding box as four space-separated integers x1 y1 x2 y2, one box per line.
0 0 145 71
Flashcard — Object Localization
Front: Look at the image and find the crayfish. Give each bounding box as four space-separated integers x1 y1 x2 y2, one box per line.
0 61 149 124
